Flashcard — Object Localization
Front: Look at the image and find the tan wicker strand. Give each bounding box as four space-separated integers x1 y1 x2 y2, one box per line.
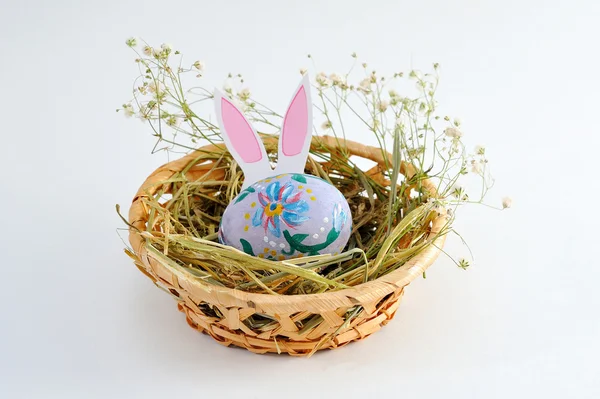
127 136 447 356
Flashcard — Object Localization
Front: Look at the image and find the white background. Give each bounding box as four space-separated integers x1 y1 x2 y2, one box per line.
1 0 599 398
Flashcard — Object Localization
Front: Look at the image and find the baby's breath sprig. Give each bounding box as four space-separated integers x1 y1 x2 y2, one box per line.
118 38 225 153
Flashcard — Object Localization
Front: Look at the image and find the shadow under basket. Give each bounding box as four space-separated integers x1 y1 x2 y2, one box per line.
127 136 447 356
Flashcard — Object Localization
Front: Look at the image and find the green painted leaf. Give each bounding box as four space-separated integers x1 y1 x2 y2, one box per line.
283 229 340 254
291 174 307 184
234 186 256 204
239 239 255 256
291 233 309 243
305 174 332 185
234 192 249 204
326 227 338 242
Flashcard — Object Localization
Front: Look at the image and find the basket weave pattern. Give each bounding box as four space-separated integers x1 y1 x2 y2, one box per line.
128 136 447 356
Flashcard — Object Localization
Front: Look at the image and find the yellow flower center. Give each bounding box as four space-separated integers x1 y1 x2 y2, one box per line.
264 202 284 217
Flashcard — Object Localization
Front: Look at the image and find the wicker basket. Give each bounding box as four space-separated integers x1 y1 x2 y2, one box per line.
127 136 447 356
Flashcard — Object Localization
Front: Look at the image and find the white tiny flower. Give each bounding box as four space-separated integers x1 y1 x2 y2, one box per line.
166 115 181 127
470 160 484 174
237 88 251 101
148 81 163 95
232 97 248 112
152 47 163 58
138 105 152 120
389 89 399 98
433 203 446 215
358 77 371 93
451 184 465 199
415 81 427 91
329 73 344 85
125 37 137 47
123 103 135 117
321 120 332 130
377 100 389 113
299 67 308 76
474 145 485 155
143 45 153 56
453 117 462 127
151 44 170 59
502 197 513 209
444 126 463 138
316 72 331 87
458 258 470 270
193 61 205 71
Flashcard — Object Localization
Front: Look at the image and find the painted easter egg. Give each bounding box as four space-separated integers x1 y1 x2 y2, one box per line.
218 173 352 260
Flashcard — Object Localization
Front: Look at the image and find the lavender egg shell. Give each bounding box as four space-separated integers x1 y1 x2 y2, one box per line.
218 173 352 260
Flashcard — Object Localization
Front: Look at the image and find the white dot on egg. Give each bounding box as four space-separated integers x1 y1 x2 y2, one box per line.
263 236 269 242
320 227 325 232
279 243 285 248
323 217 329 223
269 241 276 247
312 234 319 239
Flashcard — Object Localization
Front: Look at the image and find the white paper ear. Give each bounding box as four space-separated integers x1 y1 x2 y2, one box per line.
214 90 272 189
274 75 313 175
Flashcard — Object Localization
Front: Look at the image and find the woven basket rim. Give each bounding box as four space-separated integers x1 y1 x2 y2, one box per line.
128 136 447 314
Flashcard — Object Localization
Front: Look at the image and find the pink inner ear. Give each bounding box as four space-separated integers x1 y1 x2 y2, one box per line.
281 86 308 156
221 98 263 163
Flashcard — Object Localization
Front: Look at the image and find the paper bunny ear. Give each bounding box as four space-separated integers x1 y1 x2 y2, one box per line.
275 75 313 175
214 90 271 189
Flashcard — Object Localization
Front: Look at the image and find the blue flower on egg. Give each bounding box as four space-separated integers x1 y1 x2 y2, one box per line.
332 202 348 233
252 181 309 237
